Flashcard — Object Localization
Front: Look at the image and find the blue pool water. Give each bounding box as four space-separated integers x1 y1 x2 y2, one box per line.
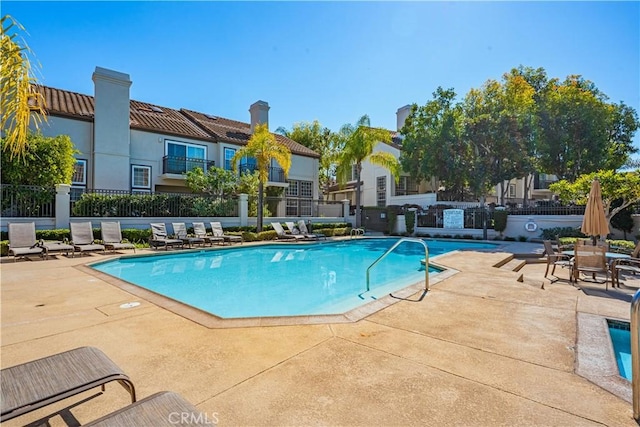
608 321 632 381
92 238 497 318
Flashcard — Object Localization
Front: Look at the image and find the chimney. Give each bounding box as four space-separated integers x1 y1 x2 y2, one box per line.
396 104 412 132
249 100 270 133
92 67 132 190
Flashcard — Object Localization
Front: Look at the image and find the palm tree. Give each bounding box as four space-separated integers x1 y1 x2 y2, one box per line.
1 15 46 158
232 123 291 232
335 115 400 228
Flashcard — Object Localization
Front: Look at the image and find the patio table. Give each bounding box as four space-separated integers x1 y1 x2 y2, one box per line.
562 250 630 285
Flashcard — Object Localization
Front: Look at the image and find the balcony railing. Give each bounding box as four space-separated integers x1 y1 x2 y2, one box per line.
238 164 286 183
162 156 215 175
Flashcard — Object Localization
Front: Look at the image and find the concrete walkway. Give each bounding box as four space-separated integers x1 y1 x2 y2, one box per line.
1 241 638 426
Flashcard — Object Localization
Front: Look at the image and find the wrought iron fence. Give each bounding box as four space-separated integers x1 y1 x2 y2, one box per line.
71 189 238 217
417 206 494 229
0 184 55 217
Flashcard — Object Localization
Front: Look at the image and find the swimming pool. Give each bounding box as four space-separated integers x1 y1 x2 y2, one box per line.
91 238 497 320
608 319 632 381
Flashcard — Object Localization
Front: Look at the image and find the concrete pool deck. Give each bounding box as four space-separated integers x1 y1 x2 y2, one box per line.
1 240 639 426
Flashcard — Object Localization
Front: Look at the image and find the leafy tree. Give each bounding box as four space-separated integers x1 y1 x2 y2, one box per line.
185 166 236 196
276 120 342 195
236 170 270 217
1 133 77 185
399 87 468 199
232 123 290 232
335 115 400 228
549 169 640 227
1 15 46 158
609 199 635 240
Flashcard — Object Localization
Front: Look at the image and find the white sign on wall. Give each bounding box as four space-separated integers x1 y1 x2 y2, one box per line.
443 209 464 229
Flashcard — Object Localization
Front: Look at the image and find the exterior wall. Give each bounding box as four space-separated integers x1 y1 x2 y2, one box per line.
287 155 320 199
358 142 400 207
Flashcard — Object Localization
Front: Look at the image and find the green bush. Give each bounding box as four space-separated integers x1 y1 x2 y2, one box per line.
540 227 585 240
405 210 415 235
493 210 508 235
518 236 528 242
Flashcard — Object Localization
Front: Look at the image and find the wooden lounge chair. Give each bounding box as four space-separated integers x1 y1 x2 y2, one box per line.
0 346 136 423
101 221 136 254
172 222 205 248
149 223 184 250
193 222 224 247
210 221 243 245
84 391 210 426
271 222 306 241
7 222 44 261
70 221 106 255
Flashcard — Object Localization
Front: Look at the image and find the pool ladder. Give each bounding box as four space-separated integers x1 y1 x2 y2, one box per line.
365 237 429 293
632 289 640 421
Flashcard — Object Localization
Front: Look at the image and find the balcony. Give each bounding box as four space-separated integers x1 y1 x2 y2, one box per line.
162 156 215 175
238 164 286 184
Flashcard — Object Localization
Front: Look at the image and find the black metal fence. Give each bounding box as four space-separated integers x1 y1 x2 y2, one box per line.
71 189 238 217
0 185 55 217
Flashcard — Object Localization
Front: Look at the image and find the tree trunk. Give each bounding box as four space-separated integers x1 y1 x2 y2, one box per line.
522 175 529 207
355 163 362 228
257 181 264 232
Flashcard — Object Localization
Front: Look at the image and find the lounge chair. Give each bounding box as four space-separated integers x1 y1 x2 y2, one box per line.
0 346 136 422
298 220 327 240
149 223 184 250
543 240 573 281
271 222 306 241
84 391 209 426
193 222 224 246
41 241 75 258
70 221 106 255
101 221 136 253
210 221 243 245
172 222 205 248
7 222 44 261
285 221 316 240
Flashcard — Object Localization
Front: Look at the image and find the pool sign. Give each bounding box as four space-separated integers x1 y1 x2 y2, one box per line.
443 209 464 229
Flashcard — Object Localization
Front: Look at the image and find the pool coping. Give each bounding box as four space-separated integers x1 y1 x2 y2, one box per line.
77 243 460 328
576 312 632 403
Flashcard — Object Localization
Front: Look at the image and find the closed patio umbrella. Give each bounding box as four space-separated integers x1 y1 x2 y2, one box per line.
581 179 610 243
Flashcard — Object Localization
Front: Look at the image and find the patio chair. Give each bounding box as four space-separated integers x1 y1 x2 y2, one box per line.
210 221 243 245
193 222 224 246
149 223 184 250
7 222 44 261
610 242 640 288
0 346 136 423
298 220 327 240
543 240 573 281
84 391 209 426
573 244 609 288
285 221 316 240
41 241 75 259
172 222 205 248
271 222 306 241
70 221 106 255
101 221 136 254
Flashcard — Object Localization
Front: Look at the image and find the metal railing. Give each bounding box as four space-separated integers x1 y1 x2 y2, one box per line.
162 156 215 175
365 237 429 293
0 184 55 217
238 164 286 183
631 289 640 421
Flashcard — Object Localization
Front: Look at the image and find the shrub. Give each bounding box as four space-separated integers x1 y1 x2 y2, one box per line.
405 210 415 235
493 210 508 236
540 226 585 240
518 236 528 242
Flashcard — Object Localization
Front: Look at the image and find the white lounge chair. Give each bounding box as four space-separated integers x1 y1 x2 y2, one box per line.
210 222 243 245
271 222 306 241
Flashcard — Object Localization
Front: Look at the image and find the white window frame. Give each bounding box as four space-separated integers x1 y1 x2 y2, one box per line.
72 159 87 186
224 147 236 171
165 140 207 159
131 164 152 192
376 176 386 207
508 183 517 198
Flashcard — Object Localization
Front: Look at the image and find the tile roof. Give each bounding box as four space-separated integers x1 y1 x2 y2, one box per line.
35 85 319 158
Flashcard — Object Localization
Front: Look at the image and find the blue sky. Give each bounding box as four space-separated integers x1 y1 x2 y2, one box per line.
5 1 640 152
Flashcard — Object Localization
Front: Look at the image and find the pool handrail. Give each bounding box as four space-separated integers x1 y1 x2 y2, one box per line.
632 289 640 421
365 237 429 293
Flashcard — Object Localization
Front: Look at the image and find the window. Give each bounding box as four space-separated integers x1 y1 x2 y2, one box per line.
71 160 87 201
376 176 386 207
132 165 151 192
165 140 207 174
508 184 516 198
351 164 358 181
395 176 419 196
286 180 314 216
72 160 87 186
224 147 236 171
